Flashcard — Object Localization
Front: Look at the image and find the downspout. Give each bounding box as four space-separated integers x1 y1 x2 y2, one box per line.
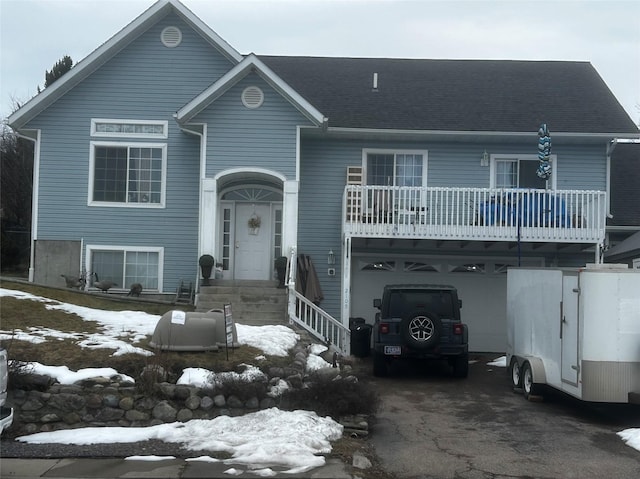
14 129 40 283
600 139 619 264
606 139 618 220
176 120 207 288
341 234 352 356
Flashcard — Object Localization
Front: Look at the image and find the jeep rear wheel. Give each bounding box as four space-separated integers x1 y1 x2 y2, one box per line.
452 354 469 378
401 312 441 350
372 351 389 377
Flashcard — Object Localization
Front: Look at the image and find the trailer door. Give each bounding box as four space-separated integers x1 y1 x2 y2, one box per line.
561 274 579 386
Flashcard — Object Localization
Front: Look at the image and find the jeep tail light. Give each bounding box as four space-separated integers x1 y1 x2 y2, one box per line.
453 323 464 335
379 323 390 334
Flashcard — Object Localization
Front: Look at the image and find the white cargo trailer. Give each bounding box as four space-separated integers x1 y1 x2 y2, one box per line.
506 265 640 403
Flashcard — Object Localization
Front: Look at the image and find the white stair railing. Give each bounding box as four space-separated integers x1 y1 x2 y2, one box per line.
289 290 351 355
285 247 351 355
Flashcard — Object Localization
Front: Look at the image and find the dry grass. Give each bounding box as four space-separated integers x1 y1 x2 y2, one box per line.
0 279 292 380
1 279 385 476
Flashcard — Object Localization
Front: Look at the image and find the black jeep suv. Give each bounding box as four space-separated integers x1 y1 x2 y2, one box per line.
372 284 469 377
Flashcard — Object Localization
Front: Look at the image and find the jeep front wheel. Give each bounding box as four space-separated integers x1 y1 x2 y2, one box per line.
401 312 441 350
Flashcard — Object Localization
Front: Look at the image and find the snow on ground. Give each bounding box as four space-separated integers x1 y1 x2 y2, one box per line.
1 287 639 460
17 363 135 385
0 288 299 357
0 287 346 473
487 356 507 367
16 408 343 474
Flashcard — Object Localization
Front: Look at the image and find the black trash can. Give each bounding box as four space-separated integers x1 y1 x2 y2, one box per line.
350 323 372 358
349 317 366 329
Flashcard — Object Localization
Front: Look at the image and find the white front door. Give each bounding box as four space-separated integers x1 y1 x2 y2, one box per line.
234 203 271 280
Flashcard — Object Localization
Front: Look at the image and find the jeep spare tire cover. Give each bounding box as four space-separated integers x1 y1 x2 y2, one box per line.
401 312 442 350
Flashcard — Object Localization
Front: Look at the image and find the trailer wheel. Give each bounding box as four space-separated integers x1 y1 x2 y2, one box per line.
509 358 522 389
522 361 540 400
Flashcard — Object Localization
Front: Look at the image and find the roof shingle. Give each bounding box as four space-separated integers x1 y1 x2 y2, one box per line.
260 56 639 134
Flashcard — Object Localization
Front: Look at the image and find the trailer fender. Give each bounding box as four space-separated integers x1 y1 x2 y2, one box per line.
523 356 546 385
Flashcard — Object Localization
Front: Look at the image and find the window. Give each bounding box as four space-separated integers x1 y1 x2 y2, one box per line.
364 150 425 186
360 260 396 271
404 261 439 272
493 156 550 189
450 263 485 273
273 207 283 259
88 246 163 291
91 119 167 139
89 142 166 206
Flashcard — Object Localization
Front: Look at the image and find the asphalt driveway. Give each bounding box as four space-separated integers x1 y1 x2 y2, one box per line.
362 353 640 479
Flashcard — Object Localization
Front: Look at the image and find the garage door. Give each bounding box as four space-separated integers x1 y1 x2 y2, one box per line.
349 256 529 353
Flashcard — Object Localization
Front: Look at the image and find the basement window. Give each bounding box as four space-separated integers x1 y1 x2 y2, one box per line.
87 246 163 292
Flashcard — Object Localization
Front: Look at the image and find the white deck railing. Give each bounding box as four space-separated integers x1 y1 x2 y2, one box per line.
344 186 606 243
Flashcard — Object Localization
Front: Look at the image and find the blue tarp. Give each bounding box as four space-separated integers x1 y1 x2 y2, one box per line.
481 192 568 227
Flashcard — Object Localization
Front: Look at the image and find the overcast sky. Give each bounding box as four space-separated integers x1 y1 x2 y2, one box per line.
1 0 639 126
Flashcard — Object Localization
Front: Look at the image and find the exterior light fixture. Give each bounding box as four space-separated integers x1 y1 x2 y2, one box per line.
481 150 490 167
328 250 335 265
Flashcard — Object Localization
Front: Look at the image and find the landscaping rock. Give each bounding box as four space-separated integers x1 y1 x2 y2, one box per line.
152 401 177 422
5 338 369 438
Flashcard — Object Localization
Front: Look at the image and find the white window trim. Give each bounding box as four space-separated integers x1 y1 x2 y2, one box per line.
86 244 164 293
91 119 168 139
88 141 167 208
490 153 557 190
362 148 428 186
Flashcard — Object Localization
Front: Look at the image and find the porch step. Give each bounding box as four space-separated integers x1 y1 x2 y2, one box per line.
195 280 288 326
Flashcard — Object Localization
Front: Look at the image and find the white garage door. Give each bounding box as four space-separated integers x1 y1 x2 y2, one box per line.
349 256 539 353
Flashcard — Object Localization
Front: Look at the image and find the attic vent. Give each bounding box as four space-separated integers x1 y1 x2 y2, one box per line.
242 86 264 109
161 26 182 48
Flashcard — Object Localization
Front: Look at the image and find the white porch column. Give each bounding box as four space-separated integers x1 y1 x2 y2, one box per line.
200 178 217 257
282 179 299 255
341 235 352 329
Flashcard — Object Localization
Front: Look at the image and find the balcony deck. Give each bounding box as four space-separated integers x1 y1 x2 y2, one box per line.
344 186 606 244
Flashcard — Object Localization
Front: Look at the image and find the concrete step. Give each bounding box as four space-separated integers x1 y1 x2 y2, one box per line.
197 293 287 305
195 280 288 325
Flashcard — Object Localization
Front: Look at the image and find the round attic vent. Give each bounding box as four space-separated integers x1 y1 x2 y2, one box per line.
161 26 182 48
242 86 264 109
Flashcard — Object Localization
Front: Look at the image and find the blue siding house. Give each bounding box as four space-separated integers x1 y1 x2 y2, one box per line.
9 0 639 353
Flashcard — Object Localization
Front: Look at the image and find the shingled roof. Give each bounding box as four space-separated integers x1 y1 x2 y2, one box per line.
260 56 639 134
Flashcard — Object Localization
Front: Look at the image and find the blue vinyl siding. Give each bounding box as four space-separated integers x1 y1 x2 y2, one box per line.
197 74 313 179
25 12 235 291
554 145 607 191
298 137 608 319
20 8 609 299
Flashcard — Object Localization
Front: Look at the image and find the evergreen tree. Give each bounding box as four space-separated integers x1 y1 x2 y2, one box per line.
44 55 73 88
0 53 72 272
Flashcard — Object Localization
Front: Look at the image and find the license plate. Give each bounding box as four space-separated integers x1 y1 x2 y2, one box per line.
384 345 401 355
